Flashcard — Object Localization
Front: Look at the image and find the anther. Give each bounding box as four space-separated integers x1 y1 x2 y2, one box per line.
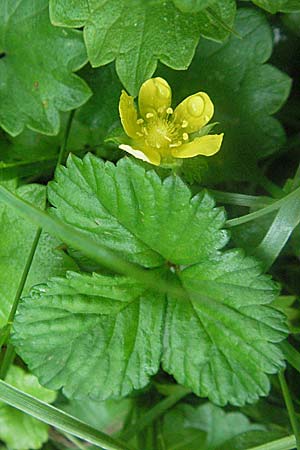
170 141 182 148
166 107 173 115
146 112 154 119
136 118 144 124
183 133 189 141
163 135 172 142
181 120 188 128
136 132 143 137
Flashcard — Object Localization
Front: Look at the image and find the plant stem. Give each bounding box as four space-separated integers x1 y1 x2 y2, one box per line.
246 435 296 450
57 110 75 167
121 387 191 440
278 370 300 450
225 185 300 228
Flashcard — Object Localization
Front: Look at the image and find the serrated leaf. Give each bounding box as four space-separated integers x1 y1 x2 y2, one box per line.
0 0 91 137
48 154 228 267
252 0 300 13
0 183 77 327
12 156 288 406
13 271 165 400
160 8 291 185
49 0 236 95
0 365 56 450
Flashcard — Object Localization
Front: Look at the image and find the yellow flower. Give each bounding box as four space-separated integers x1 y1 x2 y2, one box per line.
118 77 224 167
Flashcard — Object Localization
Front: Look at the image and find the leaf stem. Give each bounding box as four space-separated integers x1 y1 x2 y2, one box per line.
121 387 191 440
225 185 300 228
246 435 296 450
278 370 300 450
57 110 75 167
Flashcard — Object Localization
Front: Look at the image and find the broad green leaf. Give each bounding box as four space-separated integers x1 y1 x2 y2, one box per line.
172 0 215 13
0 0 91 137
0 365 56 450
160 8 291 185
163 250 287 405
0 183 77 327
13 271 165 400
162 402 263 449
48 154 228 267
12 156 288 405
49 0 236 95
252 0 300 13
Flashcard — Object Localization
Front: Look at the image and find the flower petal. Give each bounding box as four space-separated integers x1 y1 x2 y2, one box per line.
138 77 172 119
119 144 161 166
174 92 214 133
172 134 224 158
119 90 139 139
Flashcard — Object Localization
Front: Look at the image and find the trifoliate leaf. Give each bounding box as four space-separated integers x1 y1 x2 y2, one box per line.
12 156 288 406
48 154 228 267
49 0 236 95
252 0 300 13
163 250 287 405
0 365 56 450
0 0 91 137
13 271 165 400
0 183 77 327
162 402 263 449
160 8 291 185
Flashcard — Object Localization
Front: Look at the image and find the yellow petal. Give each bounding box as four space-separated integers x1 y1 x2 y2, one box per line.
138 77 172 119
172 134 224 158
119 144 161 166
119 90 139 139
174 92 214 133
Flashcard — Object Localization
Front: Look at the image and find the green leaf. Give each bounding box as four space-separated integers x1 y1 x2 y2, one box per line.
49 0 236 95
172 0 215 13
13 271 165 400
163 250 287 405
0 183 77 327
252 0 300 13
48 154 228 267
162 402 263 449
0 0 91 137
0 365 56 450
12 156 288 406
160 8 291 185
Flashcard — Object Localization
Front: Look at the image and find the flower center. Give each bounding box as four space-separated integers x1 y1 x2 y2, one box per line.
135 109 189 156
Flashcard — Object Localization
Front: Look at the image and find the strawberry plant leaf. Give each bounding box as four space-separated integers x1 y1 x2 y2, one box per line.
13 271 165 400
0 0 91 137
161 9 292 185
0 365 56 450
47 154 228 267
12 156 288 405
0 183 77 327
172 0 215 13
49 0 236 95
251 0 300 13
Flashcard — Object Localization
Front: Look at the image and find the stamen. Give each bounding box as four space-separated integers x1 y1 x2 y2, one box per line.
181 120 188 128
143 127 149 135
156 143 161 149
170 141 182 148
166 107 173 115
163 135 172 142
146 112 154 119
183 133 189 141
136 131 143 137
158 107 165 114
136 118 144 125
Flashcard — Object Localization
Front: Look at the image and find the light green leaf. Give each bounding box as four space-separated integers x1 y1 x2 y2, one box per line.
252 0 300 13
162 402 263 449
0 183 77 327
13 271 165 400
49 0 236 95
12 156 288 406
0 0 91 137
172 0 215 13
161 8 291 185
163 250 287 405
48 154 228 267
0 365 56 450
